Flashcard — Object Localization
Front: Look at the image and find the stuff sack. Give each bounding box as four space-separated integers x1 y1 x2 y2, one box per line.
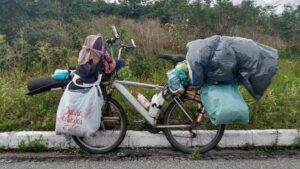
200 82 249 125
55 83 103 137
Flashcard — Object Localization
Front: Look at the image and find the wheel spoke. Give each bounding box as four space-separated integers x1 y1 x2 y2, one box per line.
174 97 194 122
163 97 225 153
73 98 127 154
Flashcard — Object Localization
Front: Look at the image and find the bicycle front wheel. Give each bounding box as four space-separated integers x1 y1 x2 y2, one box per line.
72 98 127 154
163 96 225 154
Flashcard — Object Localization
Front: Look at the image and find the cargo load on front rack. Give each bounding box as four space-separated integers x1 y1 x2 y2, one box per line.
186 35 278 100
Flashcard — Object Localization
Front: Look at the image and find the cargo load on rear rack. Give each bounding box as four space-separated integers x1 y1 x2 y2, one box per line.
186 35 278 100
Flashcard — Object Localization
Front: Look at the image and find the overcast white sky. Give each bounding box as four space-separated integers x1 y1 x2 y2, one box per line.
107 0 300 14
232 0 300 13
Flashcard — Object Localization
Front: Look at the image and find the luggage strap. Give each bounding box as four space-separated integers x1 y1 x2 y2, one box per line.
203 36 221 82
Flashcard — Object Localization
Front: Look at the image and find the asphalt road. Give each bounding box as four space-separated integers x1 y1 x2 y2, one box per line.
1 149 300 169
1 158 300 169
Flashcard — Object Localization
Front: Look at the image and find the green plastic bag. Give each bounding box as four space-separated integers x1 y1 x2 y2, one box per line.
199 82 249 125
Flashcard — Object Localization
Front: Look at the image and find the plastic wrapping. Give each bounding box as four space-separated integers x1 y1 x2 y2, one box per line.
187 35 278 100
55 79 103 137
167 69 190 93
200 82 249 125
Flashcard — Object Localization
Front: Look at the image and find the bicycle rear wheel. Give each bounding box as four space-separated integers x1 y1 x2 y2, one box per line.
72 98 127 154
163 96 225 154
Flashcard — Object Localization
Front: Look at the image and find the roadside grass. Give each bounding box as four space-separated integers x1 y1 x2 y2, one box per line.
0 58 299 131
240 144 299 152
294 137 300 149
241 143 256 151
191 149 201 160
0 69 61 131
18 136 48 153
74 148 89 157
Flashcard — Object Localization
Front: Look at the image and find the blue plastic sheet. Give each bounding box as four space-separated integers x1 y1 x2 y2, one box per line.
199 82 249 125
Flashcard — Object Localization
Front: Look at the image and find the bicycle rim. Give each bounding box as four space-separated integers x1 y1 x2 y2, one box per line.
73 98 127 153
163 97 225 154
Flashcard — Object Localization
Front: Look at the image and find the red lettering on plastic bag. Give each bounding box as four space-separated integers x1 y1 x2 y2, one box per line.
62 107 82 125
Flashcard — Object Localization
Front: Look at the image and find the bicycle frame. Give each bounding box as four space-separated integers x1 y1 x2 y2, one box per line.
106 29 193 129
112 80 193 128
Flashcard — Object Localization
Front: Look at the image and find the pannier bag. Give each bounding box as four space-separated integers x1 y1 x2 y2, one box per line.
55 76 103 137
200 81 249 125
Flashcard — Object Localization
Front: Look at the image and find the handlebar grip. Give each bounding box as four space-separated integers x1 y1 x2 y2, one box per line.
120 44 136 49
131 39 136 48
112 25 119 38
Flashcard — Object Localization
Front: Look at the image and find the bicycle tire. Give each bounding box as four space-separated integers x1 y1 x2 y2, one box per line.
163 96 225 154
72 97 127 154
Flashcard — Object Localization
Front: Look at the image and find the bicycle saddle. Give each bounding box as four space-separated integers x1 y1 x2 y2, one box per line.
159 54 185 66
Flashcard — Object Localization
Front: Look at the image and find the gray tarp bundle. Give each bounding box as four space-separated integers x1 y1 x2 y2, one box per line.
186 35 278 100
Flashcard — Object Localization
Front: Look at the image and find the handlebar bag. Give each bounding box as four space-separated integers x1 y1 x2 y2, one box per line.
199 81 249 125
55 76 103 137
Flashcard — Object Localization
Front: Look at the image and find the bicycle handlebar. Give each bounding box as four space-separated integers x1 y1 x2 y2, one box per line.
120 39 137 50
106 25 119 45
117 39 137 59
105 26 136 59
106 37 118 44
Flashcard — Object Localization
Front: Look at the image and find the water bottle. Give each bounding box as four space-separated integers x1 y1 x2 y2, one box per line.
136 91 150 109
149 91 165 118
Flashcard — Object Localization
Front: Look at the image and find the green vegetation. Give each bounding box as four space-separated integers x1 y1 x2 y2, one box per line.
241 143 256 151
0 0 299 131
18 136 48 152
294 137 300 149
191 149 201 160
74 148 89 157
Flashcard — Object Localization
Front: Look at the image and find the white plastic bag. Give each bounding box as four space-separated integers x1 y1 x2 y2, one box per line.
55 77 103 137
